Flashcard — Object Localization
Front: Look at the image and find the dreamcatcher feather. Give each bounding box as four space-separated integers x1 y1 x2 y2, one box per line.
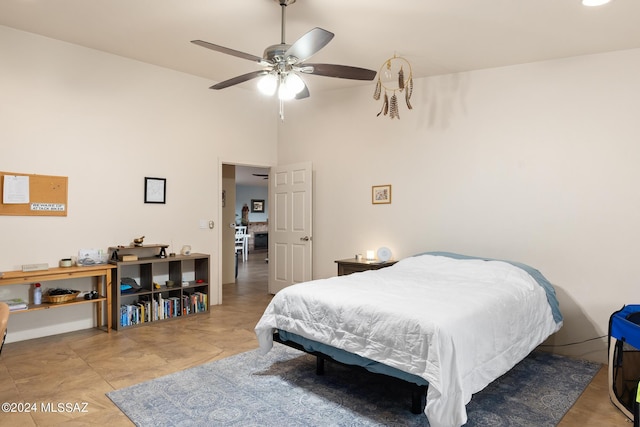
373 55 413 119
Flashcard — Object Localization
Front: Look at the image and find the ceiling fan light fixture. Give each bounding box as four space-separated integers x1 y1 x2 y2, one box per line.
278 78 297 101
257 73 278 96
284 72 305 95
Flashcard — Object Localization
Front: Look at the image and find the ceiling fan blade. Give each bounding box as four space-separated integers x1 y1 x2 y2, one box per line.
285 28 334 62
210 70 268 90
191 40 264 64
303 63 377 81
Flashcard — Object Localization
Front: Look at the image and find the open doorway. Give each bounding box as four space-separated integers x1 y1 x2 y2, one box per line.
221 164 269 293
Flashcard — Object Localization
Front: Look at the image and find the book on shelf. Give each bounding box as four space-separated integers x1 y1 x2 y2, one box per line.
2 298 28 311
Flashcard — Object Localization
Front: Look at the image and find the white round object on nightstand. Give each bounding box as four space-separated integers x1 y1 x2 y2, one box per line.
377 247 392 262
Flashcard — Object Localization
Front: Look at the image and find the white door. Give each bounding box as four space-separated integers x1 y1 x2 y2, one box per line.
268 162 313 294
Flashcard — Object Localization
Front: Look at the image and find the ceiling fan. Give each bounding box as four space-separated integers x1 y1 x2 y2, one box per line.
191 0 376 102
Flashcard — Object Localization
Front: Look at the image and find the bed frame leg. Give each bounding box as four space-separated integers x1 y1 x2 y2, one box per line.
411 384 427 414
316 355 325 375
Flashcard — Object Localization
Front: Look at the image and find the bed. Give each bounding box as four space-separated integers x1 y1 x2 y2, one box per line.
254 252 563 427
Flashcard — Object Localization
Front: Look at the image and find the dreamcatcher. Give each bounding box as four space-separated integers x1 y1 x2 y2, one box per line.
373 55 413 119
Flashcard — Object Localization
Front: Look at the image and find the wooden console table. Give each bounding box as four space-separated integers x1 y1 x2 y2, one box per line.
0 264 112 332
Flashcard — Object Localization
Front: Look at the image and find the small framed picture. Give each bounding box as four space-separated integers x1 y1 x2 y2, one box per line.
372 185 392 204
144 177 166 204
251 199 265 213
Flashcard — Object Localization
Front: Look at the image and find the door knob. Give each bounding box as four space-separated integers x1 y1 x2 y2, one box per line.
300 236 310 241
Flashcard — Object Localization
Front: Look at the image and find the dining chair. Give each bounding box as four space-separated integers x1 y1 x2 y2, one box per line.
235 226 248 262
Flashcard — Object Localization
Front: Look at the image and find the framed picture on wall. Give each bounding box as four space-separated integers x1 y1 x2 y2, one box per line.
372 184 392 204
144 177 166 204
251 199 265 212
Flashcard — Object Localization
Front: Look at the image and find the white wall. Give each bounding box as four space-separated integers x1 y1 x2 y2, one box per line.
0 26 278 342
278 49 640 363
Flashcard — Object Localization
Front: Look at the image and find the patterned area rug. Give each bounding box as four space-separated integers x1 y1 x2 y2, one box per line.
107 344 600 426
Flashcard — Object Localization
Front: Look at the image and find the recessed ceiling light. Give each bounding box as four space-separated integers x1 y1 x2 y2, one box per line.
582 0 612 6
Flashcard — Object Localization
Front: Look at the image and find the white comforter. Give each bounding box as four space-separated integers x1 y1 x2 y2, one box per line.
255 254 561 427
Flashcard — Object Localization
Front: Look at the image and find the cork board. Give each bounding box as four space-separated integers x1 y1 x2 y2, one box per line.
0 171 68 216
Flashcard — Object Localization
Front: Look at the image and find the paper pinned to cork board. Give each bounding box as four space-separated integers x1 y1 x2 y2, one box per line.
3 175 29 204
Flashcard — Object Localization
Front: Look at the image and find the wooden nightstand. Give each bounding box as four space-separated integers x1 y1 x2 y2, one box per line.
335 258 398 276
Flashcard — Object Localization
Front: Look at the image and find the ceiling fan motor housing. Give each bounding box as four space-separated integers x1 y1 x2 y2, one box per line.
263 44 294 71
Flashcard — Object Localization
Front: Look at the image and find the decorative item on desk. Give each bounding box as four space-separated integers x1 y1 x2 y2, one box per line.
366 250 376 261
59 258 73 268
133 236 145 247
355 254 363 261
181 245 191 256
77 248 107 266
21 263 48 272
377 247 392 262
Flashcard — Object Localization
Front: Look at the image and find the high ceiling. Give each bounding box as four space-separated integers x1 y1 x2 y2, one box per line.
1 0 639 96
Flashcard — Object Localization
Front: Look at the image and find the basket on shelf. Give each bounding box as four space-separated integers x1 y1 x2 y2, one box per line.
45 290 80 304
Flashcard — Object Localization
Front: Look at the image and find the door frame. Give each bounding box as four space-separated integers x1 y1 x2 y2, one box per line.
217 159 272 304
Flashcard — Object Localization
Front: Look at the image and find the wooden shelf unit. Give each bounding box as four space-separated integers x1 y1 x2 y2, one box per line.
110 253 210 330
0 264 112 332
